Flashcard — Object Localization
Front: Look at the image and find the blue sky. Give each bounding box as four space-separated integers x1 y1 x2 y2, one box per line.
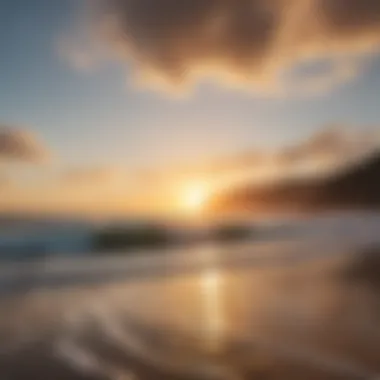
1 0 380 170
1 0 380 214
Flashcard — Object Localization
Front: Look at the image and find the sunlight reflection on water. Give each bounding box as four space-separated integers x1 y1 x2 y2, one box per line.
201 268 225 353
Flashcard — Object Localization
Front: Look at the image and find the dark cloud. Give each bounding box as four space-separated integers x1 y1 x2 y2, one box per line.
88 0 380 92
0 127 50 163
319 0 380 37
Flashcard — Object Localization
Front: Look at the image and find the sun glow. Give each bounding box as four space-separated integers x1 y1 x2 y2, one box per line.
181 181 209 213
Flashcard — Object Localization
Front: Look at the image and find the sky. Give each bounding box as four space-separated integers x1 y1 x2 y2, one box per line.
1 0 380 216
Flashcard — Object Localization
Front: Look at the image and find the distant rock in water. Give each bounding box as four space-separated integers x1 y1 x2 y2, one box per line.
213 150 380 213
93 223 172 252
210 223 253 242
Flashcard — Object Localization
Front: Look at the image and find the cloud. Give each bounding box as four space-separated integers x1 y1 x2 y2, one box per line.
273 126 380 181
82 0 380 94
237 126 377 170
0 127 50 163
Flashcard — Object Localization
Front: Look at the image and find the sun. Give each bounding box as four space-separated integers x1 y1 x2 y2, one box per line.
181 182 209 213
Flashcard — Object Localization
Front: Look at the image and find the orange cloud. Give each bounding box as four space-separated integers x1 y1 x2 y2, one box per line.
0 126 50 163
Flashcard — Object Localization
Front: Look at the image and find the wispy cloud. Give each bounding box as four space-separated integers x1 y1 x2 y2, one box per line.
278 126 376 165
57 34 98 71
72 0 380 94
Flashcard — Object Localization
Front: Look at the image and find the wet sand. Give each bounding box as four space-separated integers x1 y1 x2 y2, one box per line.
0 242 379 379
